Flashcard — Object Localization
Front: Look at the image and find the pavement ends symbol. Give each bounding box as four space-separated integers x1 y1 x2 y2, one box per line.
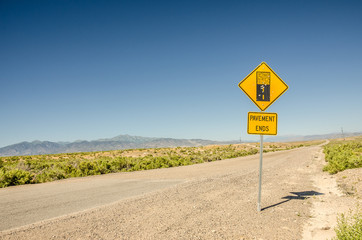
238 62 288 111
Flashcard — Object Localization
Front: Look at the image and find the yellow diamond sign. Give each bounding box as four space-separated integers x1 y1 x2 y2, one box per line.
238 62 288 111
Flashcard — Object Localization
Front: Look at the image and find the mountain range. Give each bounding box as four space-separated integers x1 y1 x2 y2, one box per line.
264 131 362 142
0 135 237 157
0 132 360 157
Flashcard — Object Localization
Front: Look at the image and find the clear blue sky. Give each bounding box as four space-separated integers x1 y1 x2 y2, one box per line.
1 0 361 147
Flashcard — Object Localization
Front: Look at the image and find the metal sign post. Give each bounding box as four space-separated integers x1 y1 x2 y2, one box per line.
257 135 263 212
238 62 288 212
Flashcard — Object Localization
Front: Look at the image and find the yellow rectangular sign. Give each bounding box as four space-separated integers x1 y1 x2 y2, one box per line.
247 112 277 135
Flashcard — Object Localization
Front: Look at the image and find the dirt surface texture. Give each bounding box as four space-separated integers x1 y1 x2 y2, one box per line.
1 143 361 240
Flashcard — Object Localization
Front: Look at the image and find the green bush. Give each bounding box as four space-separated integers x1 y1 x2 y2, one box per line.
0 169 33 187
33 169 66 183
333 208 362 240
62 163 78 175
111 157 128 171
79 161 97 176
323 140 362 174
96 160 113 174
1 142 303 188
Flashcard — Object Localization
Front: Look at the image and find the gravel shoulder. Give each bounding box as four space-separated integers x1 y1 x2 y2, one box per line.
302 148 362 240
2 144 359 240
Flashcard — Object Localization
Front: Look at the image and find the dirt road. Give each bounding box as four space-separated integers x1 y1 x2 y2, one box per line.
0 144 341 239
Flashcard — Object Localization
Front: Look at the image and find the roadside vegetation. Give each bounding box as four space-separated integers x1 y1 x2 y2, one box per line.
333 207 362 240
322 137 362 239
323 137 362 174
0 141 315 188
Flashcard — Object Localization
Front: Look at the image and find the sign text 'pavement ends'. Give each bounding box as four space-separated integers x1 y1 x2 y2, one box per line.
238 62 288 111
247 112 277 135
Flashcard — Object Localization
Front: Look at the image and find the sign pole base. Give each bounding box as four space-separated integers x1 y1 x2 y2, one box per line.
257 134 263 212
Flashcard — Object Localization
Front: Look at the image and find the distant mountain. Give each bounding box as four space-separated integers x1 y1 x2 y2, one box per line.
265 132 362 142
0 134 238 157
2 132 361 157
98 135 158 143
0 141 67 157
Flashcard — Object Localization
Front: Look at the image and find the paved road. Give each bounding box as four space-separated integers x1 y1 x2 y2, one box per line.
0 146 319 234
0 175 183 231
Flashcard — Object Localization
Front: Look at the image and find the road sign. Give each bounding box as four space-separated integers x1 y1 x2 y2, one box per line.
247 112 277 135
238 62 288 111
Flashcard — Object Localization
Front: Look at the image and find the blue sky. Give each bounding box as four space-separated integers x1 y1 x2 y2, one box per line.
1 0 361 147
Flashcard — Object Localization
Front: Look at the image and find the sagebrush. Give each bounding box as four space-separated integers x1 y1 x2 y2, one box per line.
0 142 312 188
323 138 362 174
333 207 362 240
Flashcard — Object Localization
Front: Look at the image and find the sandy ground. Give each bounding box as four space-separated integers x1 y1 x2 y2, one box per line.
0 143 361 240
302 145 362 240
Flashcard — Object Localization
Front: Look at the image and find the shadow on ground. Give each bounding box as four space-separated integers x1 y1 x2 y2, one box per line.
262 190 324 211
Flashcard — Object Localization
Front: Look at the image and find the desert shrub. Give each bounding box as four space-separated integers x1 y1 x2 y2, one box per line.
2 142 298 187
111 157 128 171
333 208 362 240
33 169 66 183
25 159 52 171
7 156 21 162
178 156 192 166
94 158 113 174
0 169 33 187
249 148 259 155
79 161 97 176
62 163 78 175
323 140 362 174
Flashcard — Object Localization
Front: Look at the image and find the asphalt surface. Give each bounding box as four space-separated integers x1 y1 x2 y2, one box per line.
0 176 183 231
